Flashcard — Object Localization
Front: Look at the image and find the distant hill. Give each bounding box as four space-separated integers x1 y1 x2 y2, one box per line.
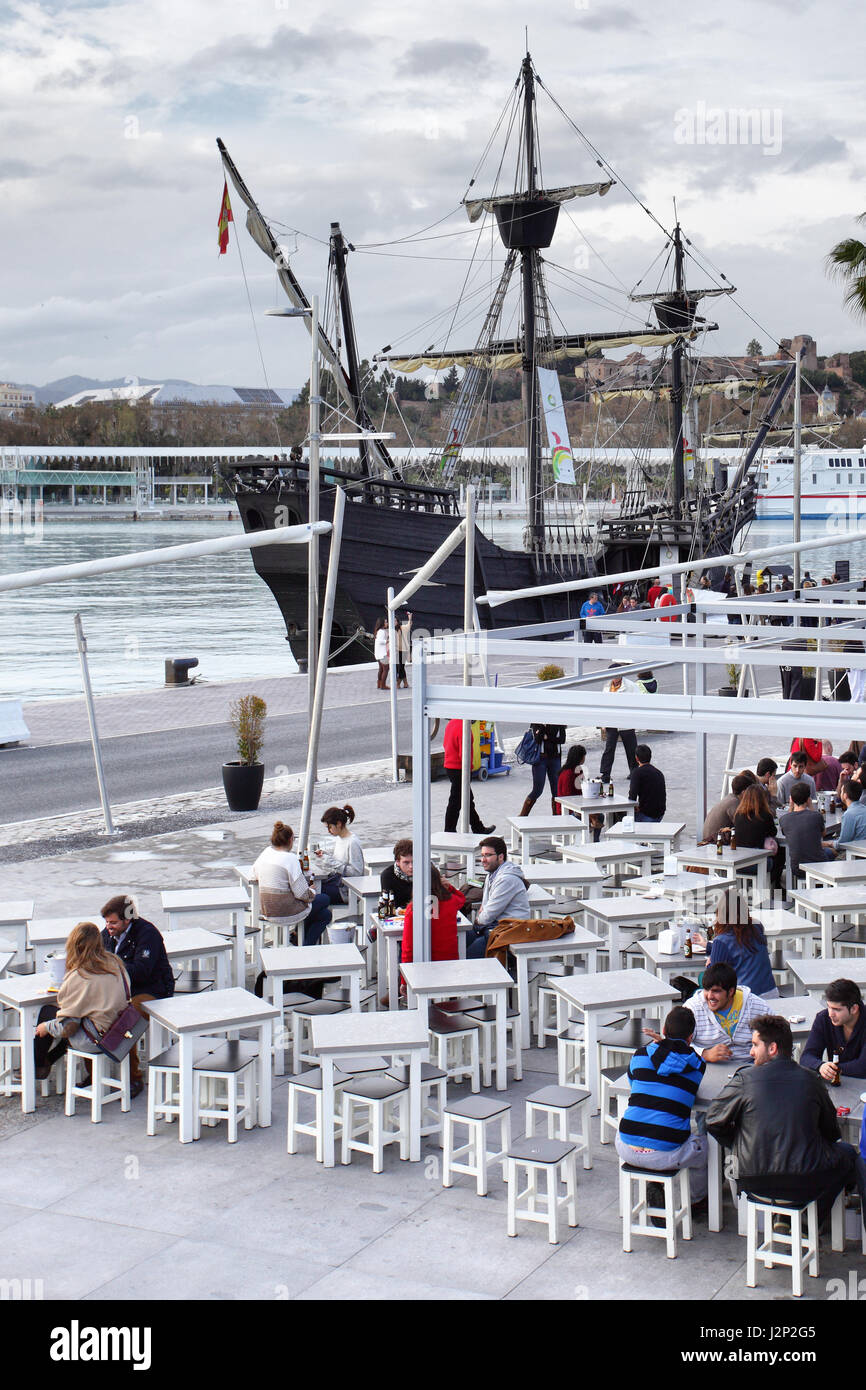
13 375 204 405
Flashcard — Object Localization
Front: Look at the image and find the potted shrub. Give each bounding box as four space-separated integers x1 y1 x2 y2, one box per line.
537 663 566 681
222 694 267 811
718 662 740 697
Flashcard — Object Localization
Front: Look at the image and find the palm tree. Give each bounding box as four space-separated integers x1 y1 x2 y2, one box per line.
826 213 866 321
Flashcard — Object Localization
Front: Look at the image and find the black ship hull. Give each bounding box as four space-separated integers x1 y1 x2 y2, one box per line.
233 465 756 666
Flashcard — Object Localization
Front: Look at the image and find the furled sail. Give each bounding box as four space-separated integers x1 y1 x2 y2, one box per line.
591 376 768 403
378 329 696 374
463 182 614 222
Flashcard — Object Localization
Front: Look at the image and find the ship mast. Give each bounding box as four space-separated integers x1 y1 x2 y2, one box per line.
520 54 544 552
330 222 372 479
670 223 686 520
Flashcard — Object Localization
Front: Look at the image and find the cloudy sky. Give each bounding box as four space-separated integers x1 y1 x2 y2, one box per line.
2 0 864 390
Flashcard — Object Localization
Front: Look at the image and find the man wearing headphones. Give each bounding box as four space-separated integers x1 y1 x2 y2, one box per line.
100 894 175 1098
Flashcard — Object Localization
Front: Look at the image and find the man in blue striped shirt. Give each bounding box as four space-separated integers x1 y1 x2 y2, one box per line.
615 1006 708 1199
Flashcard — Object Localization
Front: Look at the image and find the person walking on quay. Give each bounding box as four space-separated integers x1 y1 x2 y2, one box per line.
394 609 412 689
518 723 567 818
443 717 494 835
373 615 390 690
599 666 639 781
579 590 605 643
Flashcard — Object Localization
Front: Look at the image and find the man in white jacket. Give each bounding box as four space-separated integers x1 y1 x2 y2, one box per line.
466 838 530 959
681 962 772 1062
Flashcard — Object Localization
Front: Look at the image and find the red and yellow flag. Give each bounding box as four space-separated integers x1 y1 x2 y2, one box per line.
217 179 233 255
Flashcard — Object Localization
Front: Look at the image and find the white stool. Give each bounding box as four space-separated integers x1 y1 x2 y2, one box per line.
525 1085 592 1170
1 1027 63 1098
460 1004 522 1086
267 990 314 1075
599 1066 628 1144
442 1095 511 1196
193 1041 259 1143
341 1075 409 1171
505 1137 578 1244
536 983 563 1048
322 986 378 1011
557 1025 585 1088
286 1066 349 1162
745 1193 819 1297
386 1062 447 1140
290 999 349 1073
428 1008 481 1092
65 1046 130 1122
146 1041 211 1134
830 1190 866 1254
620 1162 692 1259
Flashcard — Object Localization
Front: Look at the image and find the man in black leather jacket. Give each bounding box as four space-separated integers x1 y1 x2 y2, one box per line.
707 1015 866 1228
101 894 175 1098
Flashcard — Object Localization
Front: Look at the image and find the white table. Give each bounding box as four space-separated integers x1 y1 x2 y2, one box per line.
27 917 78 970
143 988 277 1144
579 894 680 969
509 926 605 1049
675 841 771 902
551 968 677 1108
800 859 866 891
560 840 655 885
0 946 14 978
839 839 866 860
161 886 251 987
429 832 484 876
260 943 366 1072
0 900 34 964
783 956 866 997
343 875 385 939
506 815 582 865
164 928 233 989
630 869 735 912
790 886 866 958
401 957 513 1090
0 972 54 1112
637 938 706 983
360 846 396 874
310 1009 429 1168
753 907 821 957
521 862 610 897
557 795 636 842
606 820 685 850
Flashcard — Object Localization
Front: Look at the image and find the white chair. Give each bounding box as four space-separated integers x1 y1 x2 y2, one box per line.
460 1004 522 1086
505 1137 578 1244
744 1193 819 1297
386 1062 447 1140
442 1095 511 1196
620 1162 692 1259
65 1046 130 1123
287 1066 349 1162
193 1041 259 1143
427 1008 481 1092
341 1075 409 1171
525 1085 592 1170
599 1066 629 1145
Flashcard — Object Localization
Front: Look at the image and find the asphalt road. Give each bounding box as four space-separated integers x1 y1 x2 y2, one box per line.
0 703 400 824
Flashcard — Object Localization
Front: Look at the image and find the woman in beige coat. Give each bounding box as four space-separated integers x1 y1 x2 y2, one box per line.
34 921 130 1078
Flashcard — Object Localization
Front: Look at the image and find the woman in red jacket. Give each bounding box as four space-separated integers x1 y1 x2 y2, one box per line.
400 864 465 964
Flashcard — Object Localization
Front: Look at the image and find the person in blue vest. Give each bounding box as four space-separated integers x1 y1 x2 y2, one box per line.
579 590 605 643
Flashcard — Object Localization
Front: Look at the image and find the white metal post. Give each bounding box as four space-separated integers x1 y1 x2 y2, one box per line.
412 639 432 964
793 349 802 591
298 488 346 853
460 486 475 833
73 613 115 835
694 608 707 828
388 585 399 782
308 293 320 781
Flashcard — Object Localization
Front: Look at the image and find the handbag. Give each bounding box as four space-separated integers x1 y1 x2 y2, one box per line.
514 728 543 766
82 971 147 1064
763 836 779 855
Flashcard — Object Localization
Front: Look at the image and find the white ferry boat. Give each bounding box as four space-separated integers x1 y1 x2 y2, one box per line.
755 448 866 520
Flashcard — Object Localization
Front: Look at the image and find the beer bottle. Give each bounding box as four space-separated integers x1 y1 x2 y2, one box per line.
829 793 837 814
607 780 614 798
705 921 714 956
387 891 395 917
729 827 737 851
377 892 387 921
300 847 310 873
831 1051 842 1086
716 832 724 857
683 927 693 959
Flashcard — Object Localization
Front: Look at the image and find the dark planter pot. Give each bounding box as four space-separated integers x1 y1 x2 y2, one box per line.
222 762 265 812
718 687 738 697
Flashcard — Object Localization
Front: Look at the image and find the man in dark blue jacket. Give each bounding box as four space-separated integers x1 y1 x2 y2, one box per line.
800 978 866 1080
101 894 175 1097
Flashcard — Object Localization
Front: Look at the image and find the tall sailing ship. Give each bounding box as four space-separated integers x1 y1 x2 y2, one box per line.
220 55 804 666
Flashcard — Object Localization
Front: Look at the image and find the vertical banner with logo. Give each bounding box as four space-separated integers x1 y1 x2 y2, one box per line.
538 366 576 484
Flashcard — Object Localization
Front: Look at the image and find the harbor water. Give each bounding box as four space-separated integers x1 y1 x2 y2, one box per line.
0 514 862 704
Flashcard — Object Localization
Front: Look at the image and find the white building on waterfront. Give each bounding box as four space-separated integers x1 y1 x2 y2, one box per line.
0 383 35 417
